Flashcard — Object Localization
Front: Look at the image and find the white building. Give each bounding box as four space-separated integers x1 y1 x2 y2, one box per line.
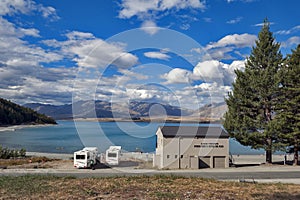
153 126 229 169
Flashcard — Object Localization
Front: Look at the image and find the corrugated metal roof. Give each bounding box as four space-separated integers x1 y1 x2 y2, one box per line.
159 126 229 138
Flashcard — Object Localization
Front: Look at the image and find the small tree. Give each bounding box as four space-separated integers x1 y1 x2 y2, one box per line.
223 19 283 164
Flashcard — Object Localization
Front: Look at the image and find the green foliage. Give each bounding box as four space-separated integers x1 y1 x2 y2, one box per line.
223 19 283 162
0 145 26 159
0 97 56 126
275 44 300 164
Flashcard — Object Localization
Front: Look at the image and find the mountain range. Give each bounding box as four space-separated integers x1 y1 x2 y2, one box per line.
24 100 227 121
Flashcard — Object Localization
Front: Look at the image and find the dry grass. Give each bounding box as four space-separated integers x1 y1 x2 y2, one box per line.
0 157 58 167
0 175 300 199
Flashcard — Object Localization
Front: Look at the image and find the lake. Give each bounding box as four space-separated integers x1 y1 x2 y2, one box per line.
0 120 266 155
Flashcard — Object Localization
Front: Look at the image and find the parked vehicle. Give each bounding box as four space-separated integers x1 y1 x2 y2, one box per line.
74 147 98 169
106 146 121 165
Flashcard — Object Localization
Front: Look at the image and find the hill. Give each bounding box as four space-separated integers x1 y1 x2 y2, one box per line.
24 100 227 121
24 100 192 120
0 98 57 126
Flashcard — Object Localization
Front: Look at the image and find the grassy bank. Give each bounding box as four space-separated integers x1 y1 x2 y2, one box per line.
0 175 300 199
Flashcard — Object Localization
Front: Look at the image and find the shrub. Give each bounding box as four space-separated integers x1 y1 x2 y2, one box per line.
0 146 26 159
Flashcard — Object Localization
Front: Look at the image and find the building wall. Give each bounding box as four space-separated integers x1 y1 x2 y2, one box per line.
154 130 229 169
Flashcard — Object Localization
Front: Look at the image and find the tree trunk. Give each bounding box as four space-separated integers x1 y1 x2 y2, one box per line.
294 138 298 166
265 107 272 164
266 138 272 164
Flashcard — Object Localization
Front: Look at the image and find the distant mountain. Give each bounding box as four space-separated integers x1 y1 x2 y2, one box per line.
0 98 57 126
193 102 228 121
24 100 193 120
24 100 227 121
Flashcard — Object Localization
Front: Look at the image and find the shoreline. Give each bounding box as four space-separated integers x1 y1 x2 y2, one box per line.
71 117 220 123
0 123 57 132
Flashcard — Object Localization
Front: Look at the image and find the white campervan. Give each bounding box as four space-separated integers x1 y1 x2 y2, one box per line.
106 146 121 165
74 147 98 169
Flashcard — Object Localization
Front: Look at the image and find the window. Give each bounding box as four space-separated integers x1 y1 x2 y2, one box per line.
181 155 183 158
76 155 85 160
108 153 117 158
175 155 178 159
167 155 170 159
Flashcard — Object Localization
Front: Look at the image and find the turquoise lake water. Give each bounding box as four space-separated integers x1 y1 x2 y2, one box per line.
0 120 267 155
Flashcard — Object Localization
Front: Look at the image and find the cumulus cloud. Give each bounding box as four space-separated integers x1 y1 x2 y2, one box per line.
140 20 160 35
163 68 193 84
118 0 205 34
161 59 245 87
193 82 232 104
206 33 256 50
118 0 205 19
203 33 256 60
44 31 138 69
193 60 245 85
144 51 170 60
0 17 62 68
0 0 59 20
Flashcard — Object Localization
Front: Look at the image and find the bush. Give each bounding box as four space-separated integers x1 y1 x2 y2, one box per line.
0 146 26 159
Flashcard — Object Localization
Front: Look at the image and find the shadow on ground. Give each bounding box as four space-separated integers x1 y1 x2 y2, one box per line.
92 160 139 169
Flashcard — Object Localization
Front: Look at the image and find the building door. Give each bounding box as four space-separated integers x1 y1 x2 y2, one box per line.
199 156 210 168
213 156 225 168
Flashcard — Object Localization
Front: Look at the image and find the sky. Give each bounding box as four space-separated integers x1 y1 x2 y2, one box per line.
1 0 300 109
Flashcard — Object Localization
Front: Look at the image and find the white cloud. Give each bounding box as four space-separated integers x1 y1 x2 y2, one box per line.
144 51 170 60
203 33 256 60
118 0 158 19
180 23 191 30
192 82 232 104
0 0 34 15
140 20 160 35
193 60 245 85
0 0 59 20
19 28 40 37
206 33 256 50
254 22 275 27
118 0 205 19
118 0 205 35
282 36 300 48
0 17 62 68
44 31 138 69
226 17 242 24
276 25 300 35
193 60 225 80
163 68 192 84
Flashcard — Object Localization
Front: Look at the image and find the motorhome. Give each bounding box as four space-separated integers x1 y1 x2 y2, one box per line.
74 147 98 169
106 146 121 165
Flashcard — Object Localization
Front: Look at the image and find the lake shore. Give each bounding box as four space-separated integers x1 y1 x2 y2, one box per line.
72 117 220 123
0 123 57 132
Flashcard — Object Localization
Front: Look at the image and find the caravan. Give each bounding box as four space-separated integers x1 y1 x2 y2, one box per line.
74 147 98 169
106 146 121 165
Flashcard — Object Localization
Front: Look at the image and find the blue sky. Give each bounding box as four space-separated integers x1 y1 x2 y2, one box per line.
1 0 300 109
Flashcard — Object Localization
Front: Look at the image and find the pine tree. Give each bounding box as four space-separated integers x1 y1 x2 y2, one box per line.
275 44 300 165
223 19 283 164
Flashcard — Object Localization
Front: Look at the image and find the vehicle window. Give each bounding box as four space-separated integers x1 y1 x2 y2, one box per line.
76 155 85 159
108 153 117 158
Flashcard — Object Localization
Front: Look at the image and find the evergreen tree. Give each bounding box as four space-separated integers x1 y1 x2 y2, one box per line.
275 44 300 165
223 19 283 164
0 97 57 126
